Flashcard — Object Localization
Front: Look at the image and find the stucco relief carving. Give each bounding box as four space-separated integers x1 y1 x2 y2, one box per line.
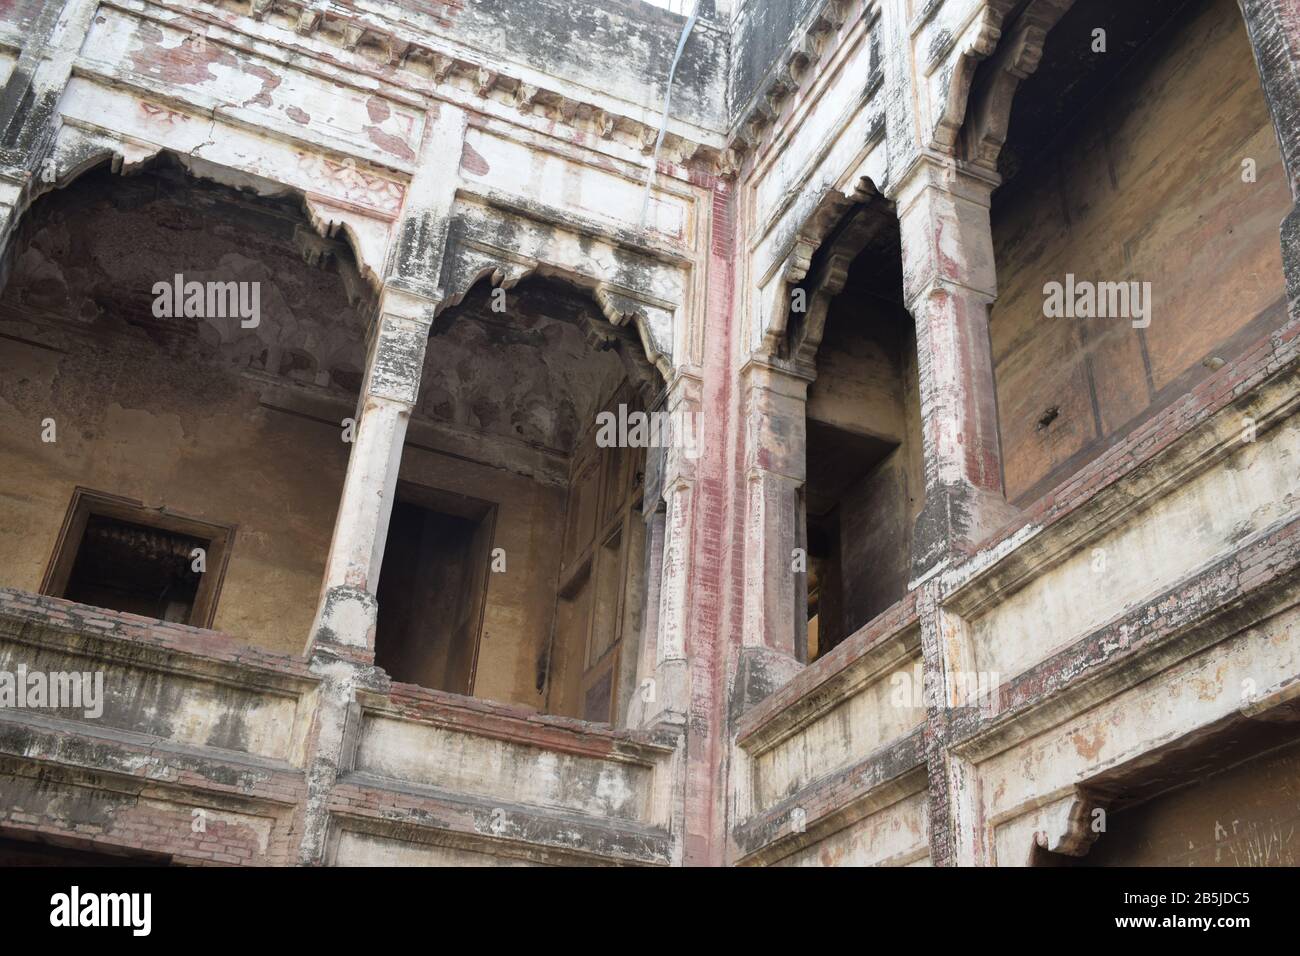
439 209 684 380
294 152 407 218
958 0 1073 170
924 0 1018 153
756 176 879 358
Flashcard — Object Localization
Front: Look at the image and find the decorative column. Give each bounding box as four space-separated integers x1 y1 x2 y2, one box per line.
292 97 464 865
896 156 1017 580
296 285 437 864
895 159 1019 866
305 103 463 658
637 369 704 731
307 287 433 656
625 505 666 728
735 355 813 708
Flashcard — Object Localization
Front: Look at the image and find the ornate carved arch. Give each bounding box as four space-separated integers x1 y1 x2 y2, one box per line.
927 0 1019 153
437 203 685 389
755 174 886 363
956 0 1076 172
11 124 393 296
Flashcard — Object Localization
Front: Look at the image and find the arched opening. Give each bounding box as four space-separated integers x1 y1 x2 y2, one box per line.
374 274 663 724
0 154 372 654
786 201 924 662
979 0 1292 506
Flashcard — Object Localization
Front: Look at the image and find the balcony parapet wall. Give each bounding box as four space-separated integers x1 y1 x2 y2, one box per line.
730 322 1300 866
0 590 683 865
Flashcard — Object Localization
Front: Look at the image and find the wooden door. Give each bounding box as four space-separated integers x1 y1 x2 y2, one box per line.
547 385 646 724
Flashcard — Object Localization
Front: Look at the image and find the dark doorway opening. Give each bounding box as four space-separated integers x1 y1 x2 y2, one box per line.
0 833 172 866
374 484 495 695
799 209 922 661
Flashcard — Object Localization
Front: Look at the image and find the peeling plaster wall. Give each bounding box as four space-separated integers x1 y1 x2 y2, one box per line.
0 592 314 866
93 8 428 169
0 628 306 760
772 789 929 866
750 649 924 811
355 713 655 821
331 830 542 866
985 604 1300 865
0 0 40 30
968 416 1300 684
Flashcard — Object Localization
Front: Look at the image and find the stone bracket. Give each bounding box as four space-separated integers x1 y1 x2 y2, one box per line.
1033 790 1107 859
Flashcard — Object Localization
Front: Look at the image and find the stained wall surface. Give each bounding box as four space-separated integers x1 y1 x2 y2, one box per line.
989 0 1292 504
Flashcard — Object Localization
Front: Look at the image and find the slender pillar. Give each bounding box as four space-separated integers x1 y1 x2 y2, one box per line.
897 160 1016 860
294 99 461 865
896 157 1018 580
296 285 435 865
307 286 434 655
625 506 666 728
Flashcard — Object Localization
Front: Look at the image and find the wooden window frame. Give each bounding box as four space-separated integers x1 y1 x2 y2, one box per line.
39 487 235 629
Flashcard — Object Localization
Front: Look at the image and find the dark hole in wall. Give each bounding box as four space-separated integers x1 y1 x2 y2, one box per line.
375 489 495 695
804 423 903 658
63 514 205 623
805 510 842 660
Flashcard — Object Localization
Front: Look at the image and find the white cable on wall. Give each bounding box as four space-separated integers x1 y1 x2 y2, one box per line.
638 1 700 229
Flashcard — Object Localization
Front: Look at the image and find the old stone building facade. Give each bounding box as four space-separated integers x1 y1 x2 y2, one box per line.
0 0 1296 867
